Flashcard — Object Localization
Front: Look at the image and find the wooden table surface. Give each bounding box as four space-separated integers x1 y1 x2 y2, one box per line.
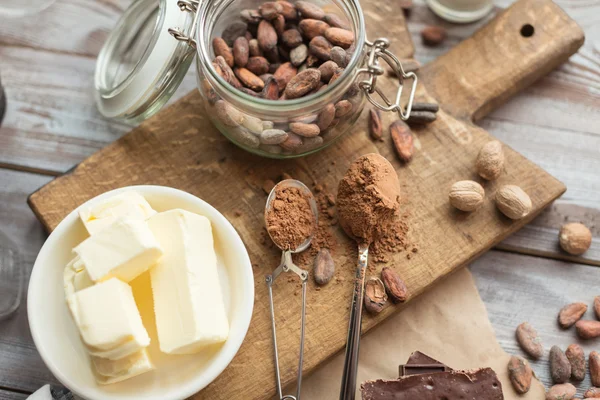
0 0 598 398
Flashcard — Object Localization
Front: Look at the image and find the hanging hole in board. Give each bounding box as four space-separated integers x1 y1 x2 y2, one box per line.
520 24 534 37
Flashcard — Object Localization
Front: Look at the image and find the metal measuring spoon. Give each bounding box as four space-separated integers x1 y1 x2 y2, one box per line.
265 179 318 400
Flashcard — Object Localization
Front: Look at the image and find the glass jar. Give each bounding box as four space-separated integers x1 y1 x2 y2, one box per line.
95 0 417 158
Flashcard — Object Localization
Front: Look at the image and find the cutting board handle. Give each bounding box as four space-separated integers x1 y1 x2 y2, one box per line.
420 0 584 121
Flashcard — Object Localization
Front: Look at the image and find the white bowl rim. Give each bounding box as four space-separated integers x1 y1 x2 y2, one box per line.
27 185 255 400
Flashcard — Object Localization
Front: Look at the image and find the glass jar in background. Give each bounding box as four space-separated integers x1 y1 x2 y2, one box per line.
426 0 493 23
0 230 22 321
0 74 5 126
95 0 417 158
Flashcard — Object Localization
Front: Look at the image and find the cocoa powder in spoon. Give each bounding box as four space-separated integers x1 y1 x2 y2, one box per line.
266 185 316 250
337 153 401 246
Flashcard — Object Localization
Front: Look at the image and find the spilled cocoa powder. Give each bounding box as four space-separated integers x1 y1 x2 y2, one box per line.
337 153 402 246
265 185 316 250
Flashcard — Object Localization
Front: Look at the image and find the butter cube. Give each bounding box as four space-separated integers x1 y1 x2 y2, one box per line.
79 191 156 235
68 278 150 360
92 349 155 385
147 209 229 354
73 219 163 283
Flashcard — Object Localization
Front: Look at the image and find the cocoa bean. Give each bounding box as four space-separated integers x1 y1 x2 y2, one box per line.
233 37 250 67
290 44 308 66
264 46 280 63
230 127 260 148
261 77 280 100
215 100 244 127
316 103 335 131
222 21 248 46
328 67 344 85
246 56 270 76
364 277 387 314
284 68 320 99
546 383 576 400
282 29 303 48
240 9 261 24
390 120 414 162
591 351 600 387
380 267 408 303
306 54 320 67
214 56 242 88
318 60 338 82
259 73 274 82
411 102 439 113
279 132 303 150
259 2 282 20
516 322 544 359
558 302 588 328
213 37 234 67
324 27 354 49
585 387 600 398
313 248 334 285
309 35 332 61
294 135 323 153
289 122 320 137
576 320 600 339
323 13 351 30
245 31 254 41
421 25 447 46
550 346 571 384
296 1 325 20
273 14 286 36
595 296 600 320
334 100 352 117
277 1 297 20
241 115 263 135
273 62 298 91
249 39 262 57
565 344 586 381
507 355 532 394
407 110 437 125
260 129 288 145
234 68 265 91
257 20 278 51
369 109 383 141
239 87 261 97
299 19 330 41
330 46 347 67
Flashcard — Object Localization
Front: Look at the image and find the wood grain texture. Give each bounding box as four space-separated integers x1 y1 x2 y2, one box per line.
0 169 59 393
25 0 581 398
0 389 27 400
471 250 600 398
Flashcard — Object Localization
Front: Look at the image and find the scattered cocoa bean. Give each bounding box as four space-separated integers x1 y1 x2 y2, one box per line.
309 35 333 61
222 21 248 46
259 1 282 20
558 302 588 328
213 37 234 67
546 383 576 400
289 122 320 137
316 103 336 131
595 296 600 320
234 68 265 91
407 110 437 125
258 20 278 51
507 355 532 394
390 120 414 162
313 248 335 285
369 109 383 141
261 77 280 100
364 277 388 314
233 37 250 67
421 25 447 47
591 351 600 387
284 68 320 99
585 387 600 398
323 13 350 30
576 320 600 339
290 44 308 66
282 29 303 48
380 267 408 303
411 102 439 113
565 344 586 381
277 1 297 20
324 27 354 49
516 322 544 359
295 1 325 20
299 19 330 40
550 345 571 384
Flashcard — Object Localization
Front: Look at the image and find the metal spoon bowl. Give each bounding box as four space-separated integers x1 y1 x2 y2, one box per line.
265 179 319 253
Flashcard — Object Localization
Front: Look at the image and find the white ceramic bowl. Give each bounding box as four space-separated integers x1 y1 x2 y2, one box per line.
28 185 254 400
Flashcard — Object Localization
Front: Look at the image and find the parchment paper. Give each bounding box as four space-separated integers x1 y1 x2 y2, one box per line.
301 268 545 399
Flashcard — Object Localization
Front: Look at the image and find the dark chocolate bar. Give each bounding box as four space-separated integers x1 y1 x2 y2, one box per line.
399 351 452 377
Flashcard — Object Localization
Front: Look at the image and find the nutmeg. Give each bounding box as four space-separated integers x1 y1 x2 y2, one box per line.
449 180 485 212
476 140 504 180
559 222 592 255
495 185 532 220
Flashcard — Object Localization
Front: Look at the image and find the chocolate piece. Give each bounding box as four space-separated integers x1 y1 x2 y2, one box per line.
362 368 503 400
399 351 451 377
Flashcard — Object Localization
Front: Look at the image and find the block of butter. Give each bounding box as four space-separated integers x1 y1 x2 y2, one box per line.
148 209 229 354
73 218 163 283
68 278 150 360
92 349 155 385
79 191 156 235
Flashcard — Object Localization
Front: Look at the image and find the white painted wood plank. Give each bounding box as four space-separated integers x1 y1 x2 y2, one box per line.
471 250 600 397
0 169 59 392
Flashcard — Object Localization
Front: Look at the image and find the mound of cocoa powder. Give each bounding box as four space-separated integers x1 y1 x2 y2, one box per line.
337 153 402 246
265 185 316 250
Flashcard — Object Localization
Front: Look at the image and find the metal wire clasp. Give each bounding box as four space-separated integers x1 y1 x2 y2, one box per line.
168 0 200 49
358 38 418 120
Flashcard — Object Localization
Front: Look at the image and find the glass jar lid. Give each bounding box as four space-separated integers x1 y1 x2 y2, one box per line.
95 0 196 123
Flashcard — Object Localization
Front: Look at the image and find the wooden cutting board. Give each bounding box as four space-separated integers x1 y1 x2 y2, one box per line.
28 0 583 398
